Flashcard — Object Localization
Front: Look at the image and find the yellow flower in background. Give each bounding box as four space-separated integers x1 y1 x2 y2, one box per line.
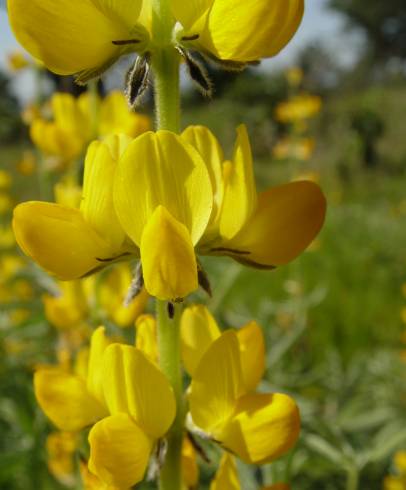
383 451 406 490
94 264 149 328
54 179 83 209
286 67 304 88
43 281 88 331
183 306 300 465
9 0 303 80
46 431 78 486
115 125 326 300
273 137 315 161
13 134 136 280
275 95 322 124
35 327 176 488
7 50 30 71
0 192 13 214
0 170 12 189
30 91 150 163
16 150 37 176
0 224 15 249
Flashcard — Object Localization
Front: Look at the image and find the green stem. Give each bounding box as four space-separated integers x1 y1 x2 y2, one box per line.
346 467 359 490
156 300 184 490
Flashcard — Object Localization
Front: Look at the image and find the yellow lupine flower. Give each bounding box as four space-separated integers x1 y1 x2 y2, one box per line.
16 150 37 176
115 126 326 300
7 50 30 71
35 327 176 488
383 476 405 490
0 170 12 189
395 451 406 474
187 326 300 464
8 0 302 79
275 95 322 123
135 314 158 362
13 135 136 280
182 436 199 489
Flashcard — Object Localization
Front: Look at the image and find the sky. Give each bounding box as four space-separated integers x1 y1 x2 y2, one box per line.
0 0 359 100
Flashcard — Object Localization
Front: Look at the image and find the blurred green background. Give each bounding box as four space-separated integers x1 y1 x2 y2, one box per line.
0 0 406 489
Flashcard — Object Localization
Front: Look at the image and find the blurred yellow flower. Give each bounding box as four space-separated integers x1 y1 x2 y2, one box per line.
54 179 83 209
275 95 322 124
9 0 303 79
7 50 30 71
286 67 303 87
46 431 78 486
0 224 15 248
0 192 13 214
183 306 300 464
182 437 199 489
16 151 37 176
273 137 315 161
0 170 12 189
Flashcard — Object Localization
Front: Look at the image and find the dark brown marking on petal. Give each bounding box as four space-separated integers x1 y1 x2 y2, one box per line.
181 34 200 41
112 39 141 46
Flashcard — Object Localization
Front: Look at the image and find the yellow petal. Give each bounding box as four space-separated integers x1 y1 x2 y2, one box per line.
219 393 300 465
7 0 145 75
210 454 240 490
99 91 151 138
102 344 176 439
218 125 257 240
199 0 304 62
182 437 199 488
13 202 115 280
172 0 213 31
189 331 244 435
181 125 224 233
237 321 265 393
181 304 220 376
135 314 158 363
34 369 107 432
140 206 198 300
221 181 327 268
88 414 153 489
114 130 212 246
81 139 127 252
87 327 111 404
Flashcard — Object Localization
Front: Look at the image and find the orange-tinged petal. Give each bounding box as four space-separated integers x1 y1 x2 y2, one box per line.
114 130 212 246
237 321 265 393
102 344 176 439
221 181 326 268
88 414 153 489
210 453 240 490
181 304 220 376
34 369 107 432
189 331 244 435
140 206 198 300
219 393 300 465
13 202 115 280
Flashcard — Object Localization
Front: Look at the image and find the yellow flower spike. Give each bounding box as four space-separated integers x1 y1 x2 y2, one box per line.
220 180 326 269
189 331 245 434
89 414 153 489
275 95 322 124
52 92 92 141
87 327 112 405
175 0 304 63
181 304 221 375
210 453 240 490
102 344 176 439
43 280 88 330
218 125 257 240
189 330 300 464
34 369 107 432
135 314 158 363
7 0 149 78
182 436 199 488
237 321 265 393
99 91 151 138
219 392 300 465
141 206 199 300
